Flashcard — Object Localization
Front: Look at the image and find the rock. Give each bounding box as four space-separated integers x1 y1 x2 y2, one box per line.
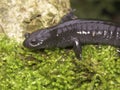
0 0 70 42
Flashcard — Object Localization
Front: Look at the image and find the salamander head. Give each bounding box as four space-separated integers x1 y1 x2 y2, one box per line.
23 30 51 49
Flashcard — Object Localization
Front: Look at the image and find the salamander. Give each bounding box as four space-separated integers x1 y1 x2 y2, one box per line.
23 10 120 59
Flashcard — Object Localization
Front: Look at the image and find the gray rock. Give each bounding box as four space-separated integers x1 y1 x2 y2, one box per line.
0 0 70 42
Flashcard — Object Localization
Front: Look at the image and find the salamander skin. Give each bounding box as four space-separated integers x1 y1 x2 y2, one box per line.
23 11 120 59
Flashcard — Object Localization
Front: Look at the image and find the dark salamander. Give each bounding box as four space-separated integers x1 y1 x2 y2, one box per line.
23 10 120 59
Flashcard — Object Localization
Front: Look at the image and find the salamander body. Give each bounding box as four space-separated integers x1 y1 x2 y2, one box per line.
23 10 120 59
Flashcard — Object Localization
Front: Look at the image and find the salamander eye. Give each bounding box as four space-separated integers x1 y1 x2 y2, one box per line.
30 39 38 45
29 39 43 47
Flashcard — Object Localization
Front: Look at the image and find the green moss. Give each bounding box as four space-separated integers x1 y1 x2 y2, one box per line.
0 34 120 90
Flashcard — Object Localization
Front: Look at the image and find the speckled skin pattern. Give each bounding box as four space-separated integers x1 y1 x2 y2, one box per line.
23 19 120 58
23 11 120 59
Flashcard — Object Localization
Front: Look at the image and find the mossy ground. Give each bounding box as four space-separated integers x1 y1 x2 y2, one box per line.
0 34 120 90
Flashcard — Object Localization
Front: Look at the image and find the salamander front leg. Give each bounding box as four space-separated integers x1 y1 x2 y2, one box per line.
117 47 120 57
73 39 82 59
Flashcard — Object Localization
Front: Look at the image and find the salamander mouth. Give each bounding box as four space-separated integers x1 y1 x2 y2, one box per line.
29 42 41 47
29 39 44 47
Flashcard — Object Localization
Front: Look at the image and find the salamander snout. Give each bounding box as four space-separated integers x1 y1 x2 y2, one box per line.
24 33 30 39
23 33 39 48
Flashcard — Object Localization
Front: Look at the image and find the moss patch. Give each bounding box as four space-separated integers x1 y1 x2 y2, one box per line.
0 34 120 90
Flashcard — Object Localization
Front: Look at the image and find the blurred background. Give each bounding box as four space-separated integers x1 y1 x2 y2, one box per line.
70 0 120 23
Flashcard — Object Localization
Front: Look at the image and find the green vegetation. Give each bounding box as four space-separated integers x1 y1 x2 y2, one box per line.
0 0 120 89
0 34 120 90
